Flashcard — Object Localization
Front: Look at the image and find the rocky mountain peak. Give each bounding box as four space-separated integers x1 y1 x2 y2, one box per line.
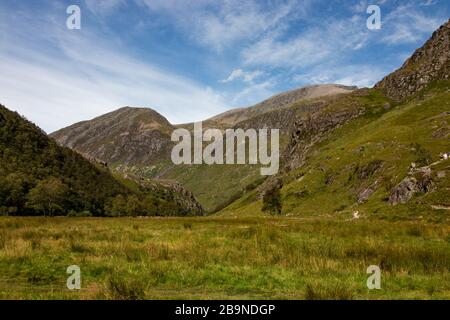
50 106 175 166
375 19 450 101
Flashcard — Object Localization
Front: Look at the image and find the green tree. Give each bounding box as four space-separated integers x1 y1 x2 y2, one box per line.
141 195 158 216
262 180 282 215
106 194 127 216
26 177 68 216
126 195 142 216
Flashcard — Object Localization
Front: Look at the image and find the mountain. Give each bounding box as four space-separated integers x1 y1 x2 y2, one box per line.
0 105 203 216
221 20 450 219
202 84 356 129
375 19 450 100
51 85 357 212
51 107 174 166
49 21 450 217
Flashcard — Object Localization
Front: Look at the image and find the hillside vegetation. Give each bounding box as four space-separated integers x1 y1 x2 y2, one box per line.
221 82 450 220
0 105 203 216
221 20 450 219
50 86 357 212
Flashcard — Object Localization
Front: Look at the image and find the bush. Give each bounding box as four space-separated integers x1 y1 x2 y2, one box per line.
262 180 283 215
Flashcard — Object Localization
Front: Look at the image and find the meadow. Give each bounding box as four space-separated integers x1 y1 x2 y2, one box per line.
0 216 449 300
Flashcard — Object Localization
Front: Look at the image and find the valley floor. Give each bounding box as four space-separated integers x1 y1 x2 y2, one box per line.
0 216 449 300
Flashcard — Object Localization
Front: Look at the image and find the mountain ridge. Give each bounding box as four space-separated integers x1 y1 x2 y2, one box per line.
51 106 175 166
375 19 450 100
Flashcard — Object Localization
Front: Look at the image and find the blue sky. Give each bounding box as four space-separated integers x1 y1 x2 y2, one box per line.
0 0 449 132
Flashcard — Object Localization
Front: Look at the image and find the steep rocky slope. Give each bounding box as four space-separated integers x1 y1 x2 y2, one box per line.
51 107 174 166
375 19 450 100
222 83 449 220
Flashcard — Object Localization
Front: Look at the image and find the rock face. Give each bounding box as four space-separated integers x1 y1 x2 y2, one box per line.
52 85 354 167
51 107 175 166
375 19 450 101
283 90 370 170
389 169 434 205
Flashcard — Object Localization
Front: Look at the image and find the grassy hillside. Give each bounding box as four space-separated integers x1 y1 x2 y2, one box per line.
221 82 450 220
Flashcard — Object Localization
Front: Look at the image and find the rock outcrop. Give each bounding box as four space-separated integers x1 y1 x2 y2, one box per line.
389 169 434 205
375 19 450 101
282 90 370 170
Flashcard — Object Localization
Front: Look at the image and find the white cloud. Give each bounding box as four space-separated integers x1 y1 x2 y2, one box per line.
422 0 436 6
229 80 276 107
352 0 368 13
220 69 264 83
381 4 444 44
138 0 303 51
0 8 226 132
294 64 387 88
242 16 369 69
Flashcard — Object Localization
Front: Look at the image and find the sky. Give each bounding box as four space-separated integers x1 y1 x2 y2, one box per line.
0 0 449 133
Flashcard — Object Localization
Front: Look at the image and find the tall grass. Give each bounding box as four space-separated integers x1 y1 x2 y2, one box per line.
0 216 448 299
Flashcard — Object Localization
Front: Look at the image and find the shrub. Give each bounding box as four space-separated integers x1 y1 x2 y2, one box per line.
262 182 282 215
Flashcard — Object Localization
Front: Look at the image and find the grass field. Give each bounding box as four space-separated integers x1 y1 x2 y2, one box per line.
0 216 449 300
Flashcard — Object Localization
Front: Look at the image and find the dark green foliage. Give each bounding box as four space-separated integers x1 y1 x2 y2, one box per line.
0 104 199 216
26 177 68 216
262 180 283 215
0 104 132 215
104 193 196 217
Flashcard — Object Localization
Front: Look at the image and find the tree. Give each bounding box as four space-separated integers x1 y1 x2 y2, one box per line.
126 195 142 216
261 179 282 215
106 194 127 216
141 195 158 216
26 177 68 216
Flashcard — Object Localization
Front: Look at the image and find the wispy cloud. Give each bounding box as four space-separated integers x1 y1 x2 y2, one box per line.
422 0 437 7
294 64 386 88
242 15 369 69
138 0 303 52
84 0 126 16
220 69 264 83
381 4 444 44
229 80 276 106
0 6 226 132
0 0 448 132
